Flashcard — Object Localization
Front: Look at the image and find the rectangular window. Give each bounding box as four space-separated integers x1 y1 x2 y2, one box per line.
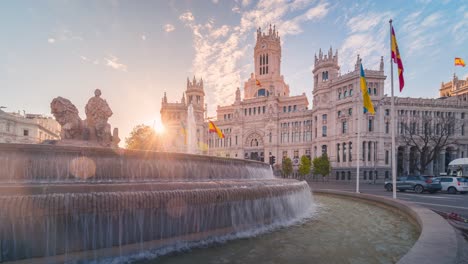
385 122 389 134
368 142 371 161
283 106 286 113
349 142 352 161
293 105 297 112
368 119 373 132
322 114 327 121
337 144 340 162
385 109 390 116
288 106 291 112
322 126 327 137
343 143 347 162
23 129 29 136
294 150 299 159
385 150 389 165
342 121 348 134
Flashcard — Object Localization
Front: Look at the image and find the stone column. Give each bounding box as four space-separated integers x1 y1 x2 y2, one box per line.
439 151 446 174
404 147 410 175
427 159 434 175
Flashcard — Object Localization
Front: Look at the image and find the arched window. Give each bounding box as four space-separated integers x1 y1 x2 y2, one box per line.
266 54 268 64
344 90 347 97
349 89 353 96
258 89 266 97
374 88 377 95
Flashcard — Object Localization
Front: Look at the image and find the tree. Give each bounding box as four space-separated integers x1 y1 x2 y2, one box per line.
298 155 311 180
313 154 331 181
125 125 162 151
282 157 293 178
400 114 460 174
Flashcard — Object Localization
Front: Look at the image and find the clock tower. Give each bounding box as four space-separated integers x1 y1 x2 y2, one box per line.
244 24 290 99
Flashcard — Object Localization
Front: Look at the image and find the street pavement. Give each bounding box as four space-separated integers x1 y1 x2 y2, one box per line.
308 181 468 217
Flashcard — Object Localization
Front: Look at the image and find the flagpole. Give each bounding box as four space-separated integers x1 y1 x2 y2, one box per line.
356 69 361 193
390 19 397 199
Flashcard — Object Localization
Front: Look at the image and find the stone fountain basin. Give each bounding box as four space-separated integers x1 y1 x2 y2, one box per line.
0 144 313 263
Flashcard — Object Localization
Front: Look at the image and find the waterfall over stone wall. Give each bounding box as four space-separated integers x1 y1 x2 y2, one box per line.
0 144 314 263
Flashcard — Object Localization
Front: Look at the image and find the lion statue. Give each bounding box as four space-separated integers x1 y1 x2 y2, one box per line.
50 97 84 140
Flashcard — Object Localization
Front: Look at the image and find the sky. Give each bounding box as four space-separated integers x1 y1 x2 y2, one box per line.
1 0 467 144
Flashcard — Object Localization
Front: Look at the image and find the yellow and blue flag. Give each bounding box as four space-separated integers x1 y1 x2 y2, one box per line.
360 63 375 115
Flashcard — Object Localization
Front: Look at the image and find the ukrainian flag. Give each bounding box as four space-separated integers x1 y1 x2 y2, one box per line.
360 63 375 115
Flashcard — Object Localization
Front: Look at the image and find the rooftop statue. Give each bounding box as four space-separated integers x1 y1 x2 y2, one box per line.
50 89 120 148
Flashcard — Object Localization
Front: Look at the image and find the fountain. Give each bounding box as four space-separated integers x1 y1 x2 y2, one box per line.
0 91 314 263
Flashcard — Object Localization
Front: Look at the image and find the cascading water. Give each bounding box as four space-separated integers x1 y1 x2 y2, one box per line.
186 104 197 154
0 144 315 263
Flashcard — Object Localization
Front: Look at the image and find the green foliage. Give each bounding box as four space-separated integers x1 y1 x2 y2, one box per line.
312 153 331 178
282 157 293 177
125 124 161 151
298 155 311 177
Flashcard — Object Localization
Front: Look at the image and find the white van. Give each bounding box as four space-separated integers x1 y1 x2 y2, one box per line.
444 158 468 177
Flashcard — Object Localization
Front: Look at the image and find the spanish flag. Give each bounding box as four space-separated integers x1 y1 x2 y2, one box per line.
208 121 224 138
256 79 261 87
360 63 375 115
455 57 466 67
391 25 405 92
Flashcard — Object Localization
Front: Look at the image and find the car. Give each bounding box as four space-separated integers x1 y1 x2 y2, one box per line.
434 177 468 194
384 175 442 194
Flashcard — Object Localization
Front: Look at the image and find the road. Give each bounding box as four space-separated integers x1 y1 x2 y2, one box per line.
308 182 468 217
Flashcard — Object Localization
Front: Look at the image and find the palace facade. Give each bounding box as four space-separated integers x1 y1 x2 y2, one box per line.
0 110 61 144
161 25 468 182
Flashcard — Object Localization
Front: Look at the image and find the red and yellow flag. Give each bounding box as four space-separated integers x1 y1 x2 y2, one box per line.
455 57 466 67
391 25 405 92
208 121 224 139
255 79 261 87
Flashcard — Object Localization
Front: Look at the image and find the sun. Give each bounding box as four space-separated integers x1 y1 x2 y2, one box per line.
149 119 165 134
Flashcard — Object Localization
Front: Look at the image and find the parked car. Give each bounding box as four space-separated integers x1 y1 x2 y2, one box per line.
434 177 468 194
384 175 441 193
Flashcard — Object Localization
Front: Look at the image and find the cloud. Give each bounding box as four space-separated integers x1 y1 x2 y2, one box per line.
180 0 330 110
339 11 392 72
48 38 56 44
163 24 175 33
452 12 468 44
179 12 194 22
401 11 445 55
80 55 100 65
105 55 128 72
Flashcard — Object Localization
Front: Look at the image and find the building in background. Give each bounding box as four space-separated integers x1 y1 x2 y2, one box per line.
439 74 468 98
0 109 61 144
161 25 468 182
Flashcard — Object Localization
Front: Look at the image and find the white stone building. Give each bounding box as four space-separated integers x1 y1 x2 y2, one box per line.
161 25 468 182
0 110 61 144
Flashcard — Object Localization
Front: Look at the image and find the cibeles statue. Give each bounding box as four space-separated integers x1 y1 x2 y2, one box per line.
50 89 120 148
85 89 114 146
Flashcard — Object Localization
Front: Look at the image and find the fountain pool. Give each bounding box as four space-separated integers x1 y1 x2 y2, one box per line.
138 195 419 264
